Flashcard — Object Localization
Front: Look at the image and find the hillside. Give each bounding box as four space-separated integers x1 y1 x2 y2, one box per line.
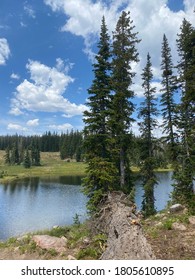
0 150 86 183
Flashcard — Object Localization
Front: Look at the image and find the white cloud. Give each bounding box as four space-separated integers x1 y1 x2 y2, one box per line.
24 4 36 19
10 59 87 116
44 0 120 60
10 73 20 80
49 123 73 131
0 38 11 65
7 123 27 132
20 21 27 28
44 0 195 85
27 119 39 127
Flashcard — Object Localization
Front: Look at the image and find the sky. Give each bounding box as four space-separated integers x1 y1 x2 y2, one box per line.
0 0 194 136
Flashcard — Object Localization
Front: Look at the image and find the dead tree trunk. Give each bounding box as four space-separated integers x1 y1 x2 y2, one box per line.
94 192 156 260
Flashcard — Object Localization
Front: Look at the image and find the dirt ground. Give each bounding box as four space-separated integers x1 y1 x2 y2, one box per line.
143 211 195 260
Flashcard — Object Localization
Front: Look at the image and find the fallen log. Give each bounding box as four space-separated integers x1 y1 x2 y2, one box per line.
94 191 156 260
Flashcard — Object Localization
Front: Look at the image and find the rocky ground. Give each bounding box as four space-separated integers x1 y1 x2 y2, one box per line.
143 205 195 260
0 203 195 260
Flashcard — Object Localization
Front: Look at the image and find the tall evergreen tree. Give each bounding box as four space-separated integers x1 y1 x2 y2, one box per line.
31 139 41 166
138 53 158 217
110 11 140 190
160 34 178 163
4 147 11 165
23 149 31 169
10 142 20 165
83 16 116 211
172 19 195 210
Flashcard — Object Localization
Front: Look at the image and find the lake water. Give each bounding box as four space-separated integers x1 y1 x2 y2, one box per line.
0 172 174 241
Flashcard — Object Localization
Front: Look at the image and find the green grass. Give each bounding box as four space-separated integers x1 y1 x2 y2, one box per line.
0 151 87 183
0 150 172 184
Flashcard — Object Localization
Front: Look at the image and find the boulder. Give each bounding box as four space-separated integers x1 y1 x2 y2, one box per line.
32 235 67 253
172 222 186 231
189 216 195 226
169 204 184 213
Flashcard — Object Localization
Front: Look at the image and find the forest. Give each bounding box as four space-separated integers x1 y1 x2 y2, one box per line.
0 11 194 217
0 130 83 167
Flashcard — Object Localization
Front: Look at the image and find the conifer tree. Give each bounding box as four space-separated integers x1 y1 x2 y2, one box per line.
138 53 158 217
160 34 178 163
23 149 31 168
31 139 40 166
110 11 140 191
4 147 11 165
83 16 116 211
10 142 20 165
172 19 195 211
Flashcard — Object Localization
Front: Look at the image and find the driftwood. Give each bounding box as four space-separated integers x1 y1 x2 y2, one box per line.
94 191 156 260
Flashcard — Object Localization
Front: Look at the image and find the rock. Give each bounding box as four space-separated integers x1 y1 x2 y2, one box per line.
155 213 166 218
169 204 184 213
82 237 90 245
53 225 59 229
189 216 195 226
172 222 186 231
61 236 68 242
32 235 67 253
67 255 76 260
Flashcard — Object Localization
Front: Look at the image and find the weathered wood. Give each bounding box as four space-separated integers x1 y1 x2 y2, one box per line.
95 192 156 260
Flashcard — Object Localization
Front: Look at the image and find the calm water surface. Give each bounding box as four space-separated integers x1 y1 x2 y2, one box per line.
0 172 174 240
0 176 87 241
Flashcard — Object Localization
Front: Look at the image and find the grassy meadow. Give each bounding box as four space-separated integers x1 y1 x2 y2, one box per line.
0 150 87 183
0 150 172 184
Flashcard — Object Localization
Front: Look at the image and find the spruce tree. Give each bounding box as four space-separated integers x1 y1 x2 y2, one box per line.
31 139 40 166
83 16 116 211
138 53 158 217
172 19 195 211
110 11 140 191
160 34 178 163
4 147 11 165
23 149 31 168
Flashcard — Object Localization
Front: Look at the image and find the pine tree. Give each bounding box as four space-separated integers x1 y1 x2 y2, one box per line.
10 142 20 165
23 149 31 168
160 34 178 163
4 147 11 165
83 16 116 211
31 139 40 166
110 11 140 191
172 19 195 211
138 53 158 217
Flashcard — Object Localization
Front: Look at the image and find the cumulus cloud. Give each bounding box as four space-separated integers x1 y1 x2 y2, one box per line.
27 119 39 127
44 0 195 96
10 59 87 116
49 123 73 131
10 73 20 80
0 38 11 65
7 123 27 131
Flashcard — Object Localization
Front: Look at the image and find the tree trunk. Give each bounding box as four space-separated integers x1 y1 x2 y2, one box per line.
94 192 156 260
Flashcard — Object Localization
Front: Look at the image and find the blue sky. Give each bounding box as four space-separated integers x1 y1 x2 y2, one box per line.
0 0 194 136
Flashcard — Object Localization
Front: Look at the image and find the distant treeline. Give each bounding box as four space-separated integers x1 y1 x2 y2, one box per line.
0 130 84 162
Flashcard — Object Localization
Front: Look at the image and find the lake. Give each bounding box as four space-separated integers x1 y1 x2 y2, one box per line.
0 172 174 241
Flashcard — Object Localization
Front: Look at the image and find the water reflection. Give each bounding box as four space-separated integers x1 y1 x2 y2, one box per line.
0 176 87 241
0 172 185 241
135 172 173 211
